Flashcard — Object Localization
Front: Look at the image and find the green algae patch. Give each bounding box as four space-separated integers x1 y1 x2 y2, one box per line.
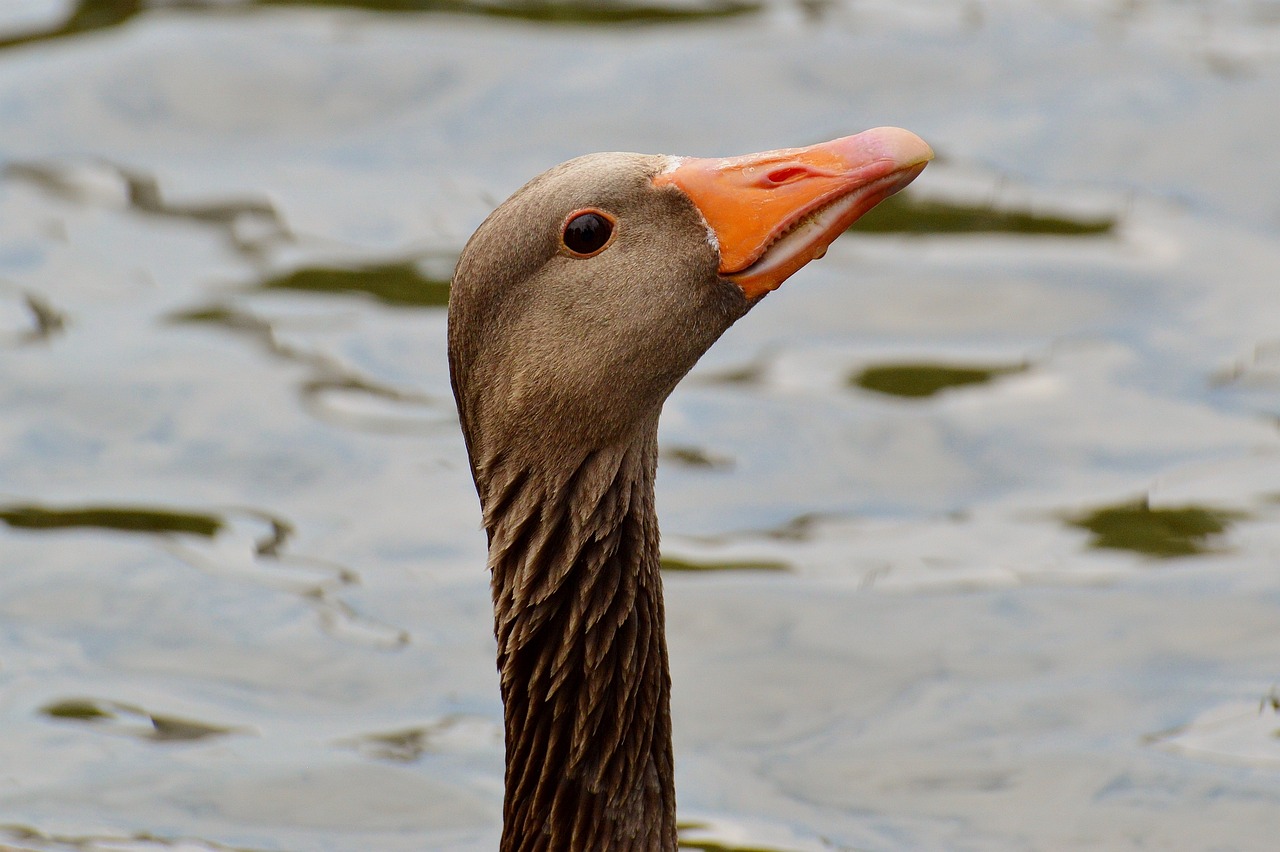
678 821 795 852
347 727 434 763
661 556 788 573
0 0 758 51
264 0 759 23
662 445 734 470
680 842 791 852
0 504 222 537
258 261 452 308
0 0 142 51
42 699 115 722
147 714 239 743
167 304 259 329
852 362 1024 399
41 697 239 742
701 363 766 386
1066 500 1244 558
853 192 1116 236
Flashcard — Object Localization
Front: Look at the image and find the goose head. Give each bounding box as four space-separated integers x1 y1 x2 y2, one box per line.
449 127 934 481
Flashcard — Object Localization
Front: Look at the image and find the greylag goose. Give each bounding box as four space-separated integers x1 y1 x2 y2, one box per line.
448 127 932 851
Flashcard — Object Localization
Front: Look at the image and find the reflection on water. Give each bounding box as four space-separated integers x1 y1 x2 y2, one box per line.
850 362 1026 399
167 303 288 348
677 819 817 852
265 0 759 22
662 445 735 470
0 288 64 346
169 302 442 429
42 698 240 743
3 0 1280 848
7 159 288 262
855 191 1117 236
661 555 789 572
339 715 501 763
1066 499 1243 558
1147 696 1280 767
0 0 757 49
0 0 141 50
342 724 451 763
9 161 279 229
679 837 793 852
1 826 258 852
259 259 453 309
0 504 223 537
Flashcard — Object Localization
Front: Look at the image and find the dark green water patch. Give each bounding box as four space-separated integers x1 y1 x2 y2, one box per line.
1066 500 1244 558
346 726 434 763
701 363 766 385
662 445 734 470
0 290 65 347
0 0 756 49
43 698 114 722
340 715 495 762
343 720 453 762
853 192 1116 236
678 822 793 852
259 260 452 308
0 504 223 537
42 698 238 742
2 824 266 852
261 0 759 23
661 556 788 573
762 512 828 542
0 0 141 50
22 293 66 341
147 715 239 742
852 362 1025 399
680 842 790 852
168 303 261 330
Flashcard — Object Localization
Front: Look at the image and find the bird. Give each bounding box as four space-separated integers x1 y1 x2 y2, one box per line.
447 127 932 851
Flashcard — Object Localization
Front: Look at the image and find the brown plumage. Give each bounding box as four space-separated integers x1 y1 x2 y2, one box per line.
448 130 931 850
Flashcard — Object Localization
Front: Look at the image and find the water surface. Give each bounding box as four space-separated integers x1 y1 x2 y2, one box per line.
2 0 1280 849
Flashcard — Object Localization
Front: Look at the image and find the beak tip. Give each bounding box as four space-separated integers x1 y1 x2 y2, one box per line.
852 126 935 167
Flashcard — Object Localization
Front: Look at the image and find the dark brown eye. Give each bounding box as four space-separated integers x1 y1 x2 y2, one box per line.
562 210 615 257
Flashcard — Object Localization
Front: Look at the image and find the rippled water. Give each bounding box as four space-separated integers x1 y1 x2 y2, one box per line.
2 0 1280 849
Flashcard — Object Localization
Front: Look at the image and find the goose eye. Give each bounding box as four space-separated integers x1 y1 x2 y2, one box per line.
562 210 615 257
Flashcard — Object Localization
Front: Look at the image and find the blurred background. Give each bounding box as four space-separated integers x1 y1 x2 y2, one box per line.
1 0 1279 849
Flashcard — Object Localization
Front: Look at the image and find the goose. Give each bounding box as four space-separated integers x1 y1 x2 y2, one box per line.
447 127 932 851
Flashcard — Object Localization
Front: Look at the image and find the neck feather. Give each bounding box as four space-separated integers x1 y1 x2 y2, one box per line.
480 423 676 851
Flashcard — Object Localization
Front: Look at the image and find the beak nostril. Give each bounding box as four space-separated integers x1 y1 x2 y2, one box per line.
765 166 808 185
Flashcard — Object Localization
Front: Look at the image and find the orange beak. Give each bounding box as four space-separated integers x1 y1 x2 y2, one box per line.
653 127 933 300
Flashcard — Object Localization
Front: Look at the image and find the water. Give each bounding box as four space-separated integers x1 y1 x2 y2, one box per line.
1 1 1279 849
